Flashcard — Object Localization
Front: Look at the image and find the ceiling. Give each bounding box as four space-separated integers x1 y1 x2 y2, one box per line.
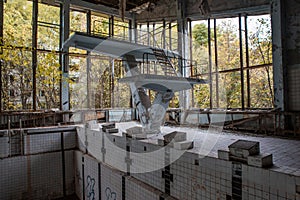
81 0 159 12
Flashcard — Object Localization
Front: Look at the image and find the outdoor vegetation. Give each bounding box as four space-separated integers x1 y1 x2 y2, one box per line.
0 0 273 111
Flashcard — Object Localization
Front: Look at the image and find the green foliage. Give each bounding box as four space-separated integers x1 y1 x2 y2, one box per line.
192 16 273 109
192 23 208 47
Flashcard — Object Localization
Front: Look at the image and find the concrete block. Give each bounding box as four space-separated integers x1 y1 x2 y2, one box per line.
102 123 116 132
157 139 165 146
125 126 143 135
132 133 147 139
218 150 230 160
247 154 273 168
105 128 119 133
163 131 186 143
173 140 194 150
228 140 260 158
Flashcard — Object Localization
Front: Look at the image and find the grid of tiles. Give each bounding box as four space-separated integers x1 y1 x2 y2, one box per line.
0 150 74 200
65 151 75 196
101 163 124 200
170 153 232 200
75 151 178 200
74 151 84 200
24 132 76 155
0 156 27 200
0 136 9 158
242 165 300 200
126 176 163 200
24 133 61 154
80 125 300 200
29 152 63 199
84 154 100 200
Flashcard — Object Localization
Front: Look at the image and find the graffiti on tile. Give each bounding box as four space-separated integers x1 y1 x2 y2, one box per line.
86 175 95 200
105 187 117 200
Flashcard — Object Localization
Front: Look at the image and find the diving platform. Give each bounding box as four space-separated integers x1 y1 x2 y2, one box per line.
63 32 180 60
119 74 208 92
63 32 208 134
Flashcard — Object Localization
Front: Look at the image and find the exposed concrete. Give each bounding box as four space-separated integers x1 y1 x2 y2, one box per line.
136 0 271 22
135 0 177 22
285 0 300 111
272 0 300 112
271 0 285 111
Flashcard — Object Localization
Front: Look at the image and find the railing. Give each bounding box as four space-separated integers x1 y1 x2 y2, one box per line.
88 19 204 78
176 108 300 136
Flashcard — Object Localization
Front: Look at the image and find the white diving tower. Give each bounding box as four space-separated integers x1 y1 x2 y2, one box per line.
63 32 208 135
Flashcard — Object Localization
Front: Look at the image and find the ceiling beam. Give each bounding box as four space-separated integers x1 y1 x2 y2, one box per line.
55 0 133 19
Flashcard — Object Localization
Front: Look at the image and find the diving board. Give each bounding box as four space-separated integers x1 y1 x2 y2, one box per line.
63 32 180 60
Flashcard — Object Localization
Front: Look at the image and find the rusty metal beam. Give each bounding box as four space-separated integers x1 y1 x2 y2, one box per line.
32 0 38 110
0 0 3 112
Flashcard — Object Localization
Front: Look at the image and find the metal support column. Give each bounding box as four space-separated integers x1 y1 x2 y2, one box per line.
109 15 114 37
129 17 137 44
162 20 166 49
86 10 91 108
153 23 155 47
169 23 172 50
60 0 70 113
0 0 3 111
271 0 285 111
111 59 115 108
177 0 189 109
129 19 132 42
208 19 213 109
147 22 150 46
133 14 138 43
32 0 38 110
244 15 251 108
214 19 219 108
239 14 245 110
189 19 195 107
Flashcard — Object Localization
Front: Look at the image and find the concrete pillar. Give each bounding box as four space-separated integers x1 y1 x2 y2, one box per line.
129 14 137 43
87 10 91 109
271 0 300 130
283 0 300 111
177 0 190 109
271 0 285 111
60 0 70 113
0 0 3 111
32 0 38 110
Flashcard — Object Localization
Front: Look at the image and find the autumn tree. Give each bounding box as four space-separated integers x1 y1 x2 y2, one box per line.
1 0 32 110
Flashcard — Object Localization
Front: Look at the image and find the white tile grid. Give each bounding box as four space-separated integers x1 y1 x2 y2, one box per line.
131 169 164 192
84 155 99 200
74 151 84 200
65 151 75 195
0 156 27 200
125 177 161 200
104 134 127 173
0 136 9 158
77 126 87 152
170 159 198 200
101 164 123 200
75 123 300 200
29 152 63 200
86 129 103 162
24 133 61 154
64 132 77 149
114 135 127 149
